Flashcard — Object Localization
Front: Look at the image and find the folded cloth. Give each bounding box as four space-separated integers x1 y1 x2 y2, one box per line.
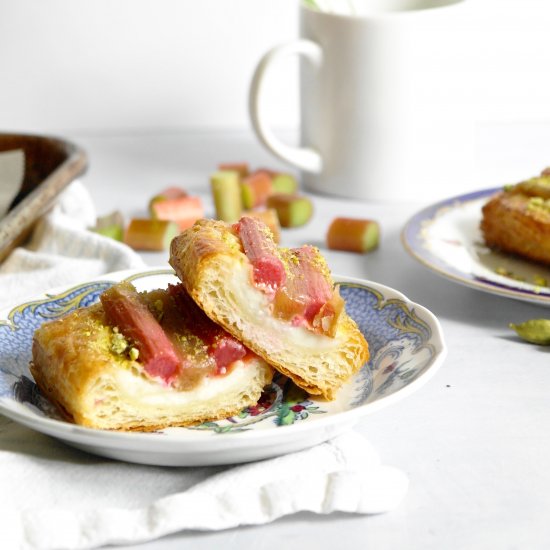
0 418 408 550
0 180 408 549
0 180 144 311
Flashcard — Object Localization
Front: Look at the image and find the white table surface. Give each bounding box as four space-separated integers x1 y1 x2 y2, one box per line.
46 124 550 549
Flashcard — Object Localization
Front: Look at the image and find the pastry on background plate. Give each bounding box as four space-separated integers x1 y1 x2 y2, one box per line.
31 281 273 431
170 216 369 400
481 169 550 265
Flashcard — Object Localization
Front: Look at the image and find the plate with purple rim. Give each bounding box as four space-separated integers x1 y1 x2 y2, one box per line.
402 187 550 305
0 267 446 467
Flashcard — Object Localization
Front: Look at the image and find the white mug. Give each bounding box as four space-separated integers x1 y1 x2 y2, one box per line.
249 0 473 202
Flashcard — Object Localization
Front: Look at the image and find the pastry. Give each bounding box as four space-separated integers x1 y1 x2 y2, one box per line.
169 216 369 399
481 171 550 265
31 281 273 431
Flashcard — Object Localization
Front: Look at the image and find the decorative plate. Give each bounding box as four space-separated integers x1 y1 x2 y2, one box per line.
402 187 550 305
0 268 446 466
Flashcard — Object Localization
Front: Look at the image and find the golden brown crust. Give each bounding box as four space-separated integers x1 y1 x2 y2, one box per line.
31 293 273 431
481 191 550 265
169 219 369 400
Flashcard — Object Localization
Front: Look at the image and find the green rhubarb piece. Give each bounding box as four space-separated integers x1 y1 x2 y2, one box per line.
210 170 242 223
272 173 298 194
90 211 125 242
509 319 550 345
124 219 180 251
240 172 272 209
266 193 312 228
362 222 380 252
94 224 124 242
241 183 255 210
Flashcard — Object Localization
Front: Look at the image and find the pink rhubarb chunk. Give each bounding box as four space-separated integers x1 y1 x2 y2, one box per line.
274 245 344 336
168 284 246 374
234 216 286 291
101 282 180 382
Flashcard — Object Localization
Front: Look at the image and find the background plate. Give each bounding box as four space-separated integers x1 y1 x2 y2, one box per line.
402 188 550 305
0 268 446 466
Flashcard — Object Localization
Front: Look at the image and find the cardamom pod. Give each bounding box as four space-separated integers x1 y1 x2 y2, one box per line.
509 319 550 345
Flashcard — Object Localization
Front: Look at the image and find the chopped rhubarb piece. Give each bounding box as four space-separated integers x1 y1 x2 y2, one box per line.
266 193 313 227
271 173 298 194
327 217 380 253
234 216 286 291
210 335 246 373
150 187 188 203
168 283 247 373
211 171 242 222
124 219 180 251
101 282 180 382
90 210 125 242
168 283 220 342
241 171 273 209
274 245 343 336
245 208 281 243
149 195 204 230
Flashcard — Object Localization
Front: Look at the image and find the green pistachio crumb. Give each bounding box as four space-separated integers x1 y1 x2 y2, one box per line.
129 347 140 361
110 331 129 355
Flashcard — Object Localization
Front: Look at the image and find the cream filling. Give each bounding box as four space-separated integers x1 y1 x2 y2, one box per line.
228 262 343 353
102 360 254 411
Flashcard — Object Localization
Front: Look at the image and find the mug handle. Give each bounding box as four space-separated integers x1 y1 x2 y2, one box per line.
249 39 323 173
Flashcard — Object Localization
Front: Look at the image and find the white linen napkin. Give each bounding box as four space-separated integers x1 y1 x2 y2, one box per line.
0 418 408 550
0 181 408 549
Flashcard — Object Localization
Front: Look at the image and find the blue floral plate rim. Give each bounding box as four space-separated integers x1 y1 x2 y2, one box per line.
0 268 446 465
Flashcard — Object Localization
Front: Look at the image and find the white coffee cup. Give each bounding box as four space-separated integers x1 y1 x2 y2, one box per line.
249 0 472 202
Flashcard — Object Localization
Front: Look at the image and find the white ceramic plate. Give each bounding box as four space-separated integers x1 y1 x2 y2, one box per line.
402 188 550 305
0 268 446 466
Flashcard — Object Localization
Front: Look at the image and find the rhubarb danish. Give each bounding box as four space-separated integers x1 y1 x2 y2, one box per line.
169 217 369 400
30 281 273 431
481 171 550 265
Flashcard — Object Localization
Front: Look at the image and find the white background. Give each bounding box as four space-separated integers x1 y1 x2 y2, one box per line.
1 0 550 134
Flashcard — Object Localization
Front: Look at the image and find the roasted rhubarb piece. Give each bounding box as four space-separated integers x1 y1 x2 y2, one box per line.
124 218 180 251
100 282 180 382
235 217 343 336
234 216 286 291
275 246 344 336
266 193 313 228
327 217 380 253
211 170 242 222
168 283 247 373
245 208 281 243
149 193 204 231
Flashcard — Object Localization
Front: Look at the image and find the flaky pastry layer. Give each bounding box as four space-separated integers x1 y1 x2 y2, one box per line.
169 219 369 400
31 301 273 431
